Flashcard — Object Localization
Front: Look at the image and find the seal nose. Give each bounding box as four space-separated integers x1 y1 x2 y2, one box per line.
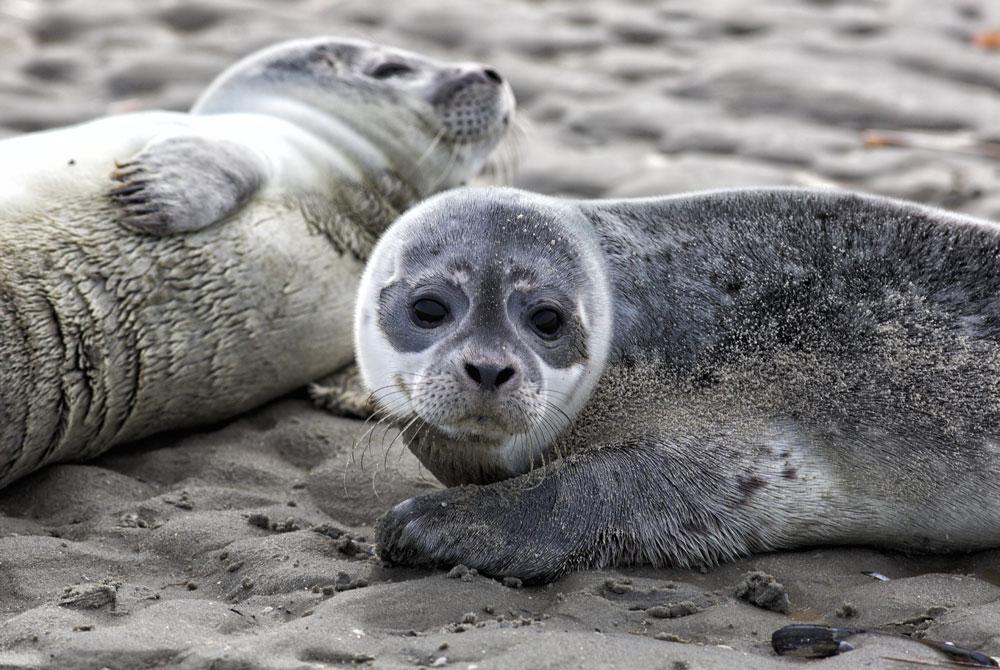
464 362 516 391
482 67 503 85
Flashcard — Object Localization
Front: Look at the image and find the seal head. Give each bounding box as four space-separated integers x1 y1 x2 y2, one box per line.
355 188 613 485
109 37 515 243
193 37 515 194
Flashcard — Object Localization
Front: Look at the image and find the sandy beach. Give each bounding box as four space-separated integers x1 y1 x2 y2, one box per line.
3 0 1000 668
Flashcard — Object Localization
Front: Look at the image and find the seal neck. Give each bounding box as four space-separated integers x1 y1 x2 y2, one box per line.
407 422 530 486
301 171 422 261
201 93 437 199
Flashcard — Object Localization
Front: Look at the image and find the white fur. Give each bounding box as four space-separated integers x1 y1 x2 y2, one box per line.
0 38 512 488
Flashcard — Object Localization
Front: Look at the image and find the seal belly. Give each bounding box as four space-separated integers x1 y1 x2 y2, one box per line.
0 195 357 487
115 198 362 440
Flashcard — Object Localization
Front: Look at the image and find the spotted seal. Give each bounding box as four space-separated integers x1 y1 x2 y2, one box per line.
356 186 1000 582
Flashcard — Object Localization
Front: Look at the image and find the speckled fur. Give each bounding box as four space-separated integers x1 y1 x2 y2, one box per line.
370 186 1000 582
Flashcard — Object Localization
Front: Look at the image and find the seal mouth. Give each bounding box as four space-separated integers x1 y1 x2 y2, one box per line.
442 413 516 439
380 380 514 439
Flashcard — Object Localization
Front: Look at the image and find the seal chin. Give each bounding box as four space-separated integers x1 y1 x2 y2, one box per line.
438 414 519 442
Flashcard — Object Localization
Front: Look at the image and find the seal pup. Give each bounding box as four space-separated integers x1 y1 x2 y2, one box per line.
357 186 1000 583
0 37 514 488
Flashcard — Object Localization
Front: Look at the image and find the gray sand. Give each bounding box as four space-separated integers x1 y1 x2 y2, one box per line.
3 0 1000 668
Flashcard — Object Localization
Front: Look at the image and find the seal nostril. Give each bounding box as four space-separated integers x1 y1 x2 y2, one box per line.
495 367 515 387
483 68 502 84
464 363 482 385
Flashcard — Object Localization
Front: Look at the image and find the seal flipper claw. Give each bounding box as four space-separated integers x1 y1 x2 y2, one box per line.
109 136 264 235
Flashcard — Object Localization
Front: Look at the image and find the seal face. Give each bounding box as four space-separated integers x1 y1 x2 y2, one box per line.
0 37 514 489
355 191 612 484
191 37 514 198
360 186 1000 583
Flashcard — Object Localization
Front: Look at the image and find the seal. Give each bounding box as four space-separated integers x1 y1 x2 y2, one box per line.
0 37 514 489
357 186 1000 583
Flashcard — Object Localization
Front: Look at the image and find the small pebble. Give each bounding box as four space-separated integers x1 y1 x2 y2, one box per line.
447 565 469 579
247 513 270 529
647 602 699 618
835 603 858 618
734 571 790 614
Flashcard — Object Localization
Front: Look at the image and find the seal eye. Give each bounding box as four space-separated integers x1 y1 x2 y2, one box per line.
529 307 563 339
369 62 414 79
411 298 448 328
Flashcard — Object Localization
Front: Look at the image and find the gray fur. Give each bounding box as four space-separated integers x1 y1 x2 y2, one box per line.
365 186 1000 582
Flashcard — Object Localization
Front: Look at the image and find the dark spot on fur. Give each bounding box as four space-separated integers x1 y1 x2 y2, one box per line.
782 465 797 480
778 450 790 459
736 475 766 502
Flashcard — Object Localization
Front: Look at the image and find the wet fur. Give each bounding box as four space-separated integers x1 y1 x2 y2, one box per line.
373 187 1000 582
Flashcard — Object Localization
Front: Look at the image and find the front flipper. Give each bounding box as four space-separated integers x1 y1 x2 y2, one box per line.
310 364 374 419
376 440 772 583
109 136 265 235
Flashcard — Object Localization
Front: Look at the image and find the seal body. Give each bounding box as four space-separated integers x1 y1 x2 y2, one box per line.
0 37 514 488
357 186 1000 582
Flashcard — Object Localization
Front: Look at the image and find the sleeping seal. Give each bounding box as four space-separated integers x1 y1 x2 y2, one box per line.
0 37 514 488
356 186 1000 582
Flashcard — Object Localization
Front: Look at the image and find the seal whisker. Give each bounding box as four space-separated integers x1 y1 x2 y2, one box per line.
382 414 422 480
536 405 566 463
370 413 420 498
417 128 447 167
427 142 461 192
541 397 574 431
400 418 430 465
508 404 553 493
357 396 412 473
344 403 403 495
350 406 396 474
